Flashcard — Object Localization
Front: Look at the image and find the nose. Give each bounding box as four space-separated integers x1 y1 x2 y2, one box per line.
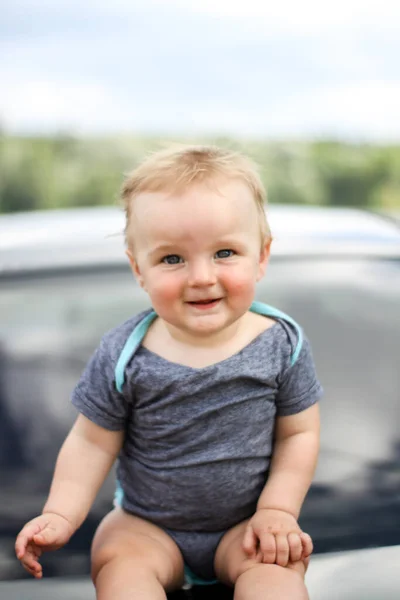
187 259 217 287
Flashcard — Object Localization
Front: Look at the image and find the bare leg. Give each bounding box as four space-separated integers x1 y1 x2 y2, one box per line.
234 564 308 600
91 508 184 600
214 520 309 600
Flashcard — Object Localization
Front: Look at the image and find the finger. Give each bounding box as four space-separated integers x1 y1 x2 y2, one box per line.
23 562 43 579
302 555 311 572
22 543 42 569
23 560 43 578
15 529 36 558
275 534 290 567
15 535 28 559
242 525 258 556
300 532 313 558
288 532 303 563
32 569 43 579
259 532 276 564
15 519 46 557
20 546 43 578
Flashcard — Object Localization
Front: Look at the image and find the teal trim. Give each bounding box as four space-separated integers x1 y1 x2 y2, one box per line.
113 479 124 507
183 564 218 587
114 302 302 393
115 311 157 393
250 301 303 366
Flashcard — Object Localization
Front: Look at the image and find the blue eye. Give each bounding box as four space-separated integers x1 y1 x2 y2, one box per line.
215 249 234 259
162 254 182 265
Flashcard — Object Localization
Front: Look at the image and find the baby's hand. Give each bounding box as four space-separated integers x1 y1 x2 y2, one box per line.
15 512 74 578
242 508 313 567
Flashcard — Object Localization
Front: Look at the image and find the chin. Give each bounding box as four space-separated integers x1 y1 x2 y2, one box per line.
187 317 235 336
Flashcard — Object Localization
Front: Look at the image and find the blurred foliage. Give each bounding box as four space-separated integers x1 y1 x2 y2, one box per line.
0 133 399 213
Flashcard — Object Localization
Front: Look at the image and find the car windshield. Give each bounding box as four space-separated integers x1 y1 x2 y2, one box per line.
1 255 400 580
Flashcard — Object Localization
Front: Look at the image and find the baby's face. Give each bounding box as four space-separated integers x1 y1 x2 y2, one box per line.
126 179 270 341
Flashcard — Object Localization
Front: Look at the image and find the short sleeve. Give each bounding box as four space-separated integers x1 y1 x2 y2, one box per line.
275 334 323 417
71 336 130 430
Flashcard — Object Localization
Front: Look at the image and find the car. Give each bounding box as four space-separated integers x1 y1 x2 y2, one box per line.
1 204 400 599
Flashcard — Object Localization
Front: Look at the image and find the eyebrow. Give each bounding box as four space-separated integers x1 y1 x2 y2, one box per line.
148 244 178 258
147 233 250 258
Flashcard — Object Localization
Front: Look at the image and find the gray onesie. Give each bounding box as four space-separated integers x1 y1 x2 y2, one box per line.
71 302 323 583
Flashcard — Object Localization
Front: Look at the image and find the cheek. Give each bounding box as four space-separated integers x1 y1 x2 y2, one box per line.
222 267 257 296
147 273 182 303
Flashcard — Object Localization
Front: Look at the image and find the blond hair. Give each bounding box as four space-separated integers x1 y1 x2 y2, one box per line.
121 144 270 248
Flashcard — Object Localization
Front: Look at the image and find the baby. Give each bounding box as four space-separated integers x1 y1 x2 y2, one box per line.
16 145 322 600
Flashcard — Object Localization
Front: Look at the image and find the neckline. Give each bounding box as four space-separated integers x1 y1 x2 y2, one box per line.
137 321 281 372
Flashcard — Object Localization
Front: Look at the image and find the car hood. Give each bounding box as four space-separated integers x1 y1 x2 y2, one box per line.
305 545 400 599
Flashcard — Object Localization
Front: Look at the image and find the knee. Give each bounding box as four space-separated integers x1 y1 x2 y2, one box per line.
237 562 283 581
91 539 146 584
236 563 308 600
233 554 308 584
230 555 264 584
91 540 119 583
236 561 275 584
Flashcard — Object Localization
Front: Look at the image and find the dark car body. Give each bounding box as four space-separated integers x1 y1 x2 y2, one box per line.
1 205 400 598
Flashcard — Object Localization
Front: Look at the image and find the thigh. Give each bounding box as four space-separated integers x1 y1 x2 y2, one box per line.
91 507 185 591
214 519 307 586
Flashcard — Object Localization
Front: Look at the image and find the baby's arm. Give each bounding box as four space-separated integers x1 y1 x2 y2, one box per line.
243 403 320 566
15 414 123 578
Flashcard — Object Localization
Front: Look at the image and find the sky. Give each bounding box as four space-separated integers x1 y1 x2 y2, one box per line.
1 0 400 140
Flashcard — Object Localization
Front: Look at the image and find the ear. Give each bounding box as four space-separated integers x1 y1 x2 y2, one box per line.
126 249 146 290
256 239 271 282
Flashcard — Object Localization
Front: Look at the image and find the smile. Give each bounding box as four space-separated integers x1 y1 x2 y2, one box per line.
187 298 222 309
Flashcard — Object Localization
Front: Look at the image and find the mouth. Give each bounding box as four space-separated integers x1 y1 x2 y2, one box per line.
186 298 222 309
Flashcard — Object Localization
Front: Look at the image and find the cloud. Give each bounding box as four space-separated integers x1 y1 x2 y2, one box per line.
1 0 399 139
290 81 400 139
0 79 122 133
251 81 400 140
169 0 400 35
